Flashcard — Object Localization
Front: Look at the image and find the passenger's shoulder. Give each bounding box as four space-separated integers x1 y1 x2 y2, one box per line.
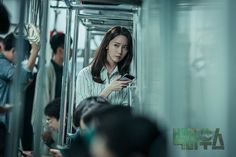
45 62 54 71
77 66 92 79
0 57 11 65
79 66 91 74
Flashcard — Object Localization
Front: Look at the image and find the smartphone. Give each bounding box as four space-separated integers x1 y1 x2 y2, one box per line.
119 74 135 81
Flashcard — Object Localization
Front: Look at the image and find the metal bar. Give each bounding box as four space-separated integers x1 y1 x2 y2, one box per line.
32 0 49 156
132 10 138 78
6 0 27 156
78 13 133 21
66 8 80 143
64 0 72 7
58 8 72 146
127 9 138 106
88 27 108 32
83 28 91 67
80 19 133 30
63 0 138 12
91 32 105 36
26 0 30 23
50 5 69 9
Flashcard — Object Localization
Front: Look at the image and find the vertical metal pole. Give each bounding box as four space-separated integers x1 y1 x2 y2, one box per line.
32 0 49 156
83 28 90 67
25 0 30 23
128 11 137 106
30 0 35 23
58 8 72 146
132 12 137 77
66 9 79 143
6 0 27 156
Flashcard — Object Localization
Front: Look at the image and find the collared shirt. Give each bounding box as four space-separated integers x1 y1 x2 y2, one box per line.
0 53 31 123
0 53 14 105
76 66 128 105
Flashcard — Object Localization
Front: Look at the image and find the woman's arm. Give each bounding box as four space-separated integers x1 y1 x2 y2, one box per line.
100 76 130 98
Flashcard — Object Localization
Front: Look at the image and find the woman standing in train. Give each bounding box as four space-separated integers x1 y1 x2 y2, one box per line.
76 26 133 105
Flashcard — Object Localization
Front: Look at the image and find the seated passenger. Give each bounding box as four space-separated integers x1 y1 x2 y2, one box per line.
49 96 110 157
73 96 111 133
42 98 61 149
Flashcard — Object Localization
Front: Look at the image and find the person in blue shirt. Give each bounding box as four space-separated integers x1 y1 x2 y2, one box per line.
0 33 39 156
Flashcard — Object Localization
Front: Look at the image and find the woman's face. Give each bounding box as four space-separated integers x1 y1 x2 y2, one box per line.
106 35 128 65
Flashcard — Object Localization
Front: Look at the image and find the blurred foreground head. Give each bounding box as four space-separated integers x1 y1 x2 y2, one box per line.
73 96 111 130
90 115 167 157
0 3 10 34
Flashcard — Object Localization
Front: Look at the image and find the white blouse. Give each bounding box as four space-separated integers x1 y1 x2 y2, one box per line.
76 66 128 106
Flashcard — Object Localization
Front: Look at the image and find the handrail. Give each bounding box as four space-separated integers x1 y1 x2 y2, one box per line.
32 0 49 156
63 0 138 12
78 13 133 21
58 8 72 146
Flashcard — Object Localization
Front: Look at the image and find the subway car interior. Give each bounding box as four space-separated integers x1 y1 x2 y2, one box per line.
0 0 235 157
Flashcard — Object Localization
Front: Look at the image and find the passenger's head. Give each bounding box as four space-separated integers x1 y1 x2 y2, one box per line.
73 96 110 131
88 105 133 128
91 26 133 83
90 116 165 157
50 33 65 61
3 33 31 62
44 98 61 131
0 3 10 34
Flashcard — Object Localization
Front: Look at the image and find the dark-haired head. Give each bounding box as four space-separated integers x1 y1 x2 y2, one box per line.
50 33 65 54
91 26 133 83
4 33 16 51
0 3 10 34
3 33 31 62
44 98 61 120
91 116 166 157
73 96 110 128
86 105 133 128
4 33 31 52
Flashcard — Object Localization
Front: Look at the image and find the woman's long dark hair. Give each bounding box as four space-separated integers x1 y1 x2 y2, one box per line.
91 26 133 84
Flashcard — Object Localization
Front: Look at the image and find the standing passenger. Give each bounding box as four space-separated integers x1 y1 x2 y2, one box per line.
0 33 40 157
46 33 66 100
76 26 133 105
32 32 66 126
31 32 69 155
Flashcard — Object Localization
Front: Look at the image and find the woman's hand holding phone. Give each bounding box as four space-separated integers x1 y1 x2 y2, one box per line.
100 75 134 98
108 76 131 91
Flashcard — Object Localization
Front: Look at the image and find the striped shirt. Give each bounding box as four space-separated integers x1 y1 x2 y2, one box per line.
76 65 128 105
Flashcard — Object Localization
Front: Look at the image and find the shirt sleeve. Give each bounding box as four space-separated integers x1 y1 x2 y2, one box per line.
5 65 15 80
5 63 31 86
76 68 92 106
